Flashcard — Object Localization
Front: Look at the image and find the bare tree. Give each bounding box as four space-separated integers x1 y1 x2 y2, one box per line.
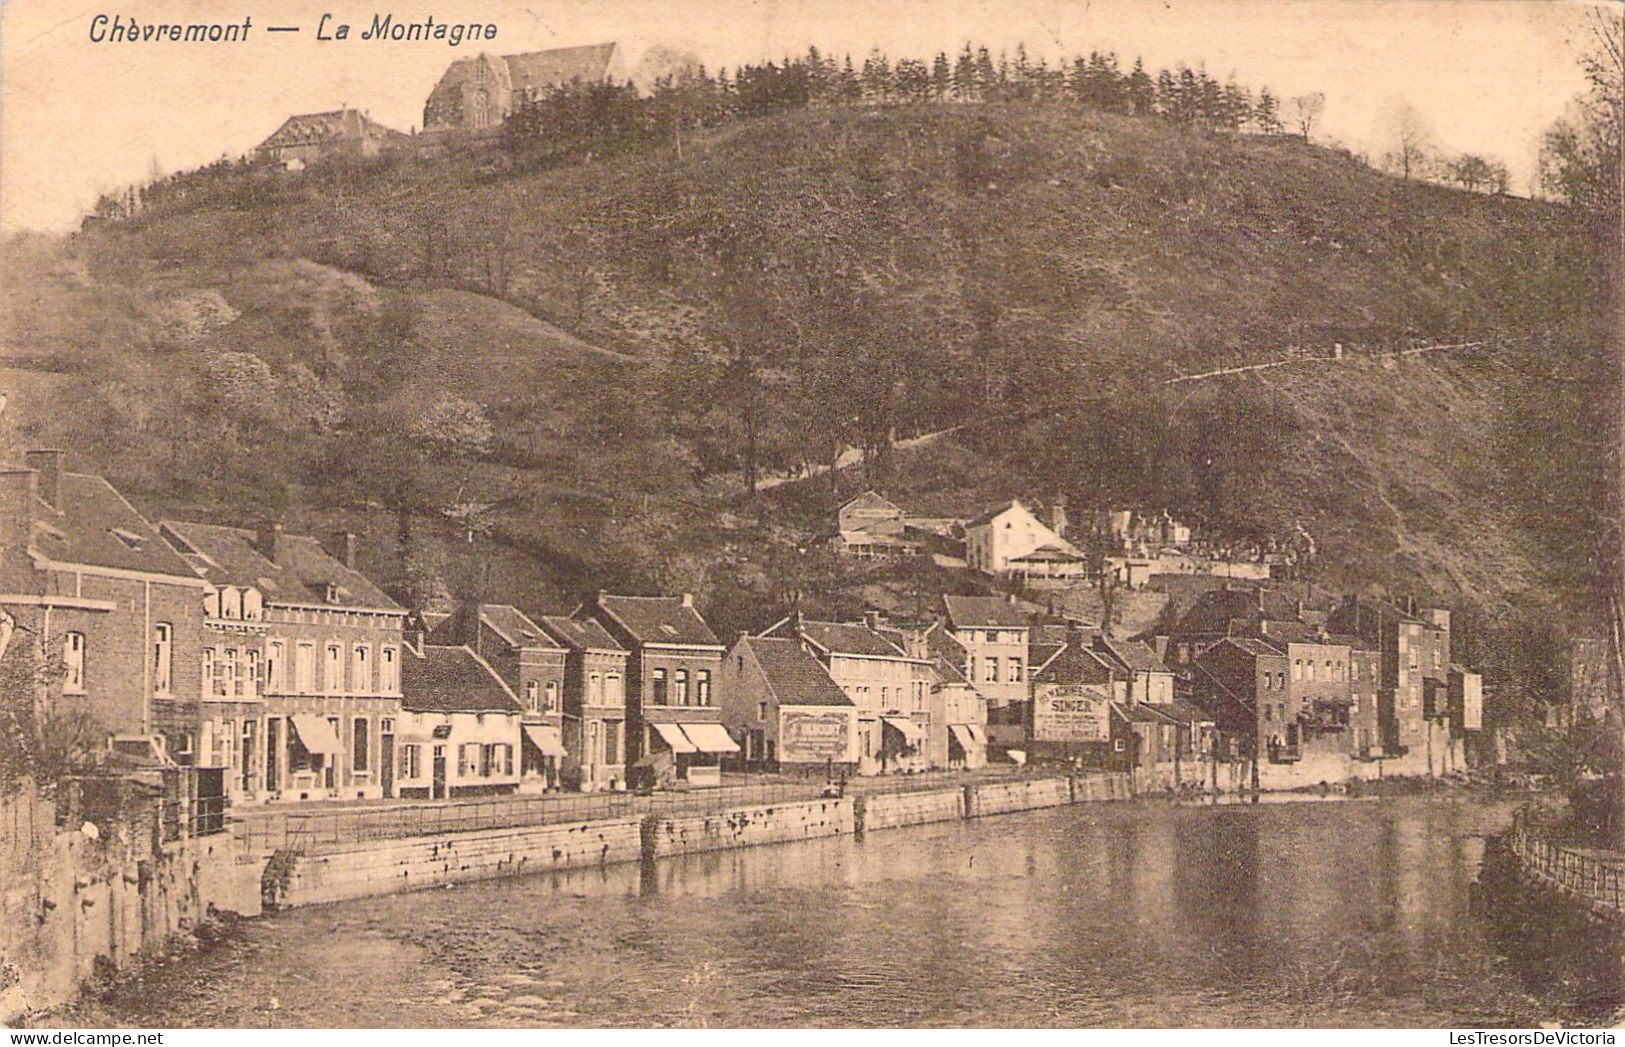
1379 98 1438 181
1288 91 1325 140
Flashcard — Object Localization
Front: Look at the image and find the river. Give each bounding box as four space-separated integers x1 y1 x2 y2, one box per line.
62 795 1620 1027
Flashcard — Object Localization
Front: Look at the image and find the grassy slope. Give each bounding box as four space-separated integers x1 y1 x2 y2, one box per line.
0 103 1607 636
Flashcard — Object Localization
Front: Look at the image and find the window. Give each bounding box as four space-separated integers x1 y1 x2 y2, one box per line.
353 717 369 773
62 632 86 693
589 671 602 702
1292 659 1301 681
480 743 495 777
545 681 560 711
525 681 540 712
296 643 316 693
152 623 173 695
201 648 216 697
604 722 620 764
652 668 668 704
985 658 999 684
380 646 399 693
402 744 421 780
757 700 769 723
225 648 241 697
1007 656 1022 683
352 645 371 693
1113 738 1126 753
325 644 343 693
1264 704 1274 721
503 744 514 776
696 670 711 705
674 669 689 705
267 641 285 692
246 650 261 698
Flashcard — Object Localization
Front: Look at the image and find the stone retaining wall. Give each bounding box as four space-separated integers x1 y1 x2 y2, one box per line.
857 788 965 831
268 817 643 909
967 777 1074 817
645 799 854 859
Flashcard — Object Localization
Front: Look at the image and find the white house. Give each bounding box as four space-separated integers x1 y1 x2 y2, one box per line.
964 500 1084 579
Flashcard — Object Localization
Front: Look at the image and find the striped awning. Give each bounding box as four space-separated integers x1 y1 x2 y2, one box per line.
288 714 342 755
651 722 698 754
522 724 567 757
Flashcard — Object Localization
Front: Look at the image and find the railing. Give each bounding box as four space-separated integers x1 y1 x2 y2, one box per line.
1506 809 1625 918
234 767 1037 855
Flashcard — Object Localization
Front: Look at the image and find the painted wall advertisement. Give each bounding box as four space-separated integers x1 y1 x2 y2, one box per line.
779 709 854 763
1031 685 1111 742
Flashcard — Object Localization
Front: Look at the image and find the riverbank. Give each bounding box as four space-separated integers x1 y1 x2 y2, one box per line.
45 794 1609 1029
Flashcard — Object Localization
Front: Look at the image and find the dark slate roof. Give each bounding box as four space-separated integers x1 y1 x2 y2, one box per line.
799 620 906 659
839 490 903 516
1154 698 1216 724
31 472 198 579
596 593 720 647
160 520 401 610
1323 632 1374 651
1097 638 1171 675
964 500 1022 529
943 594 1030 629
1112 701 1166 724
504 42 621 94
1258 619 1319 644
1225 637 1285 658
481 604 560 649
258 109 406 149
402 644 522 714
1177 586 1305 636
538 615 625 653
1032 643 1116 686
742 637 854 707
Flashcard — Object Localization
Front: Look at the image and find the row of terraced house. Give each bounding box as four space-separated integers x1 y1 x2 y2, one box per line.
0 450 1484 809
0 451 1002 809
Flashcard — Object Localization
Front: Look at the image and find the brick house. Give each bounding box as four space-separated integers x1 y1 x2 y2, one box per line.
538 614 630 791
941 595 1032 747
0 451 208 762
766 616 931 772
429 603 567 792
158 520 407 804
1189 637 1291 768
1326 596 1450 761
719 635 858 773
589 593 733 787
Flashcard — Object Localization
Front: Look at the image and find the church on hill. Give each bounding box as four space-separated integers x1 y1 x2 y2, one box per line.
422 42 627 133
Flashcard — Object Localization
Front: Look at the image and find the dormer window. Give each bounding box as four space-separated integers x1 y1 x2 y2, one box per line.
109 527 145 550
325 582 340 604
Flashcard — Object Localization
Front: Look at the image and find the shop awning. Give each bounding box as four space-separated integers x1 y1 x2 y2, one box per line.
289 714 343 755
882 716 927 746
679 722 740 754
963 724 987 746
651 722 698 754
949 724 979 750
522 724 567 757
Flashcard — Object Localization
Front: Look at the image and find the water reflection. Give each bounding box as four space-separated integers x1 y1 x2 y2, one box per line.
70 795 1608 1028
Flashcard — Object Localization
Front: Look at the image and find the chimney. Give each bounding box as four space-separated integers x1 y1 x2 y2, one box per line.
25 450 63 510
1050 495 1068 538
0 468 38 573
680 592 694 608
327 529 358 570
256 522 284 564
863 609 883 631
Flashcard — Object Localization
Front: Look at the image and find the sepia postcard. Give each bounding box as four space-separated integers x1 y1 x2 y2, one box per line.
0 0 1620 1032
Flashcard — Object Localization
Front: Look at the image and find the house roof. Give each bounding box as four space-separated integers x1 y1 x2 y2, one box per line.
1324 632 1375 651
964 500 1025 530
942 594 1030 629
160 520 402 610
27 472 199 579
839 490 903 516
1097 638 1170 675
1032 642 1117 686
1223 637 1285 659
1111 701 1167 724
740 636 854 707
537 615 626 654
479 604 559 649
596 593 720 647
258 109 406 150
799 620 907 659
1154 698 1216 724
503 42 622 94
1175 586 1305 637
402 644 522 714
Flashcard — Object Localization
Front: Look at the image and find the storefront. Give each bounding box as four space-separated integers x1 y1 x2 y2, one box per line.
880 715 928 771
646 721 740 787
948 723 988 769
520 722 567 792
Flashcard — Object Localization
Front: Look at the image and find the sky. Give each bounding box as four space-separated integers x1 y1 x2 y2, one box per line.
0 0 1607 233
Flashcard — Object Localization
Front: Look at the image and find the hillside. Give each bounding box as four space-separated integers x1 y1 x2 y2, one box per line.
0 102 1612 646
